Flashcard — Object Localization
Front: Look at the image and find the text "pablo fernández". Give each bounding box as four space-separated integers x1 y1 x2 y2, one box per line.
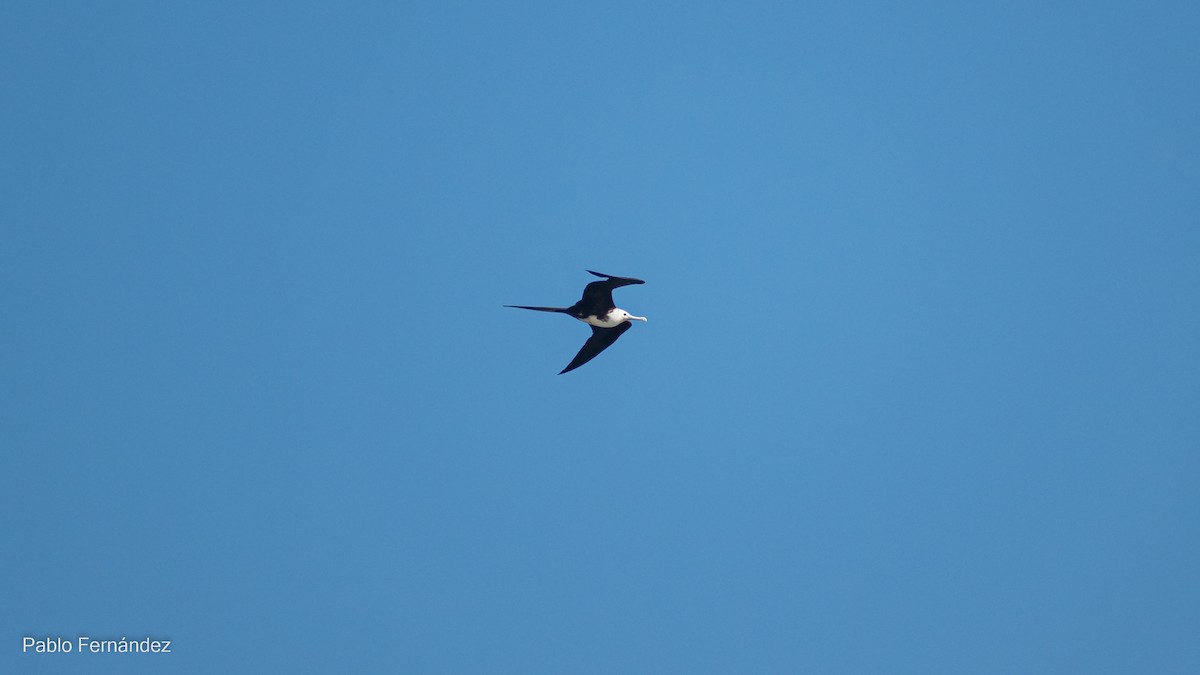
23 636 172 654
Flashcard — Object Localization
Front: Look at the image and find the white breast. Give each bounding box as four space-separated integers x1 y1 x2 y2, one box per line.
582 311 626 328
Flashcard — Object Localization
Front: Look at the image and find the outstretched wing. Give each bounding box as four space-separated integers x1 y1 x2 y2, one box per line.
559 321 633 374
578 270 646 310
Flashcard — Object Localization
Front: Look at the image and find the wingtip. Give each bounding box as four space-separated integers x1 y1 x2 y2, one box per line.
586 269 645 284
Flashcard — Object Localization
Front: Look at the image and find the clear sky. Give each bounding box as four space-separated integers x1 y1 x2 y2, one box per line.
3 2 1198 673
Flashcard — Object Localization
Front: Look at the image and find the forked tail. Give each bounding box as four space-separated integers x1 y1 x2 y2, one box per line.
504 305 569 313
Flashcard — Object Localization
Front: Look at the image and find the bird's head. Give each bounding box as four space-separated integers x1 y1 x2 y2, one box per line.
615 308 647 322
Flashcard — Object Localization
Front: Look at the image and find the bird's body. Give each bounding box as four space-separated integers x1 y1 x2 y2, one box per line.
506 270 647 374
580 310 633 329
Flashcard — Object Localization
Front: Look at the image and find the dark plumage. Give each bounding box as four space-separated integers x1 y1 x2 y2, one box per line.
506 270 647 374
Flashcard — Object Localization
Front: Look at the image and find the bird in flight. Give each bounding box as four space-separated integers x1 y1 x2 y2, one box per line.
506 270 647 374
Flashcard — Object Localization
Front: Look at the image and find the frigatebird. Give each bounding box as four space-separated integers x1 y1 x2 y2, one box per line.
506 270 647 374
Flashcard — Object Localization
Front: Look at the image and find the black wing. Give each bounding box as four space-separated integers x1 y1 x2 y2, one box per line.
577 270 646 311
559 321 633 374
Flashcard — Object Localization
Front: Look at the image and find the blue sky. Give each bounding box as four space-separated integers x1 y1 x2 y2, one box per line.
3 2 1198 673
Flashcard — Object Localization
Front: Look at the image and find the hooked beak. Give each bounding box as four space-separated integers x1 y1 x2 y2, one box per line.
629 315 647 322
